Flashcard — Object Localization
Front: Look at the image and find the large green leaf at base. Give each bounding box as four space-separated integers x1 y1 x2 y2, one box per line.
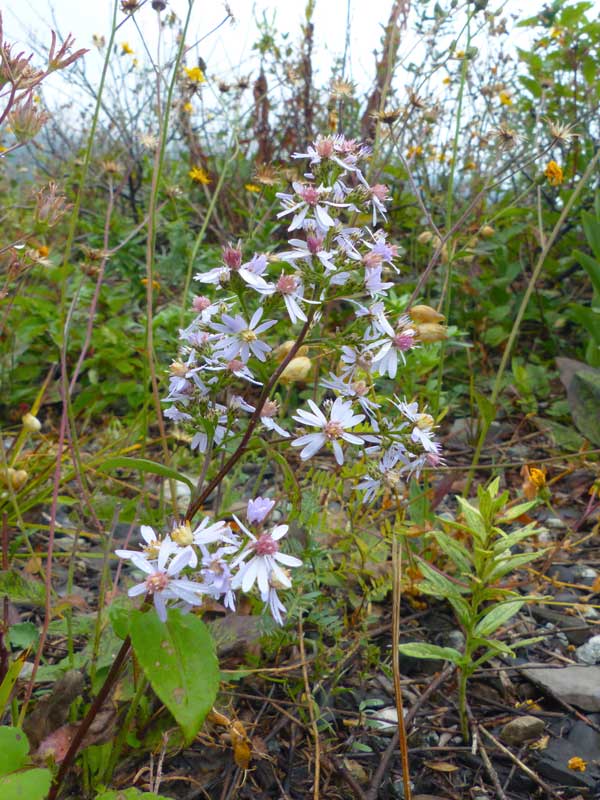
0 726 51 800
129 609 219 744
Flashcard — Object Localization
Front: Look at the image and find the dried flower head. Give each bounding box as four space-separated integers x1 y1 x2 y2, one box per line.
34 182 71 227
330 78 355 99
493 123 521 150
544 118 578 144
8 94 49 141
371 108 402 125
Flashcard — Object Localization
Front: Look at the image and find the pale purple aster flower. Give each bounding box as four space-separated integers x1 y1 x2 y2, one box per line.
199 545 237 611
276 181 348 232
368 317 417 379
291 397 365 465
357 444 409 503
364 264 393 297
211 308 276 363
231 523 302 595
339 345 376 378
192 516 238 546
393 399 441 455
202 357 262 385
279 233 337 272
261 584 287 625
366 184 390 226
247 497 276 524
163 406 192 422
260 399 289 438
350 300 395 338
320 373 380 418
253 273 308 324
194 246 269 289
364 231 400 269
121 539 205 622
115 524 175 563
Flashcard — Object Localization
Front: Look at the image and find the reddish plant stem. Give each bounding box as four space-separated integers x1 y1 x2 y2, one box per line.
47 635 132 800
185 310 315 523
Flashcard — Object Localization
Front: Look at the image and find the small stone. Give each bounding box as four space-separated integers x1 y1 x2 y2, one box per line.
446 629 465 651
522 664 600 711
500 715 545 745
575 635 600 665
573 564 598 584
546 517 566 529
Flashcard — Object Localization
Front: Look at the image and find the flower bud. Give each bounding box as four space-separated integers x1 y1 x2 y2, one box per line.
417 231 434 245
273 341 309 362
481 225 495 237
279 356 312 385
2 468 29 490
415 323 448 342
409 305 445 324
22 412 42 433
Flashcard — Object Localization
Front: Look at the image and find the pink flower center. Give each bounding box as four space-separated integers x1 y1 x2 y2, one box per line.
299 186 320 206
393 331 415 351
253 533 279 556
351 380 369 397
306 235 324 254
363 252 383 269
316 138 334 158
370 183 389 201
146 571 170 593
324 420 344 439
261 399 278 418
228 359 244 372
277 274 298 294
223 246 242 270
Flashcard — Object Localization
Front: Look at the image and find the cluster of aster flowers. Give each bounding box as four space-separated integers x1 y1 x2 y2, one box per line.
125 133 445 624
116 498 301 624
163 133 443 487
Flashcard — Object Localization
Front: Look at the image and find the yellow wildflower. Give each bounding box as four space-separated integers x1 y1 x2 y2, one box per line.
183 101 193 113
567 757 587 772
184 66 205 83
544 160 563 186
406 145 423 158
499 90 512 106
121 42 134 55
244 183 261 193
442 76 451 85
464 160 476 170
141 278 161 291
37 245 49 258
189 166 211 185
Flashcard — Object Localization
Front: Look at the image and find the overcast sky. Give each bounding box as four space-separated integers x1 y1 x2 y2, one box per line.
6 0 551 99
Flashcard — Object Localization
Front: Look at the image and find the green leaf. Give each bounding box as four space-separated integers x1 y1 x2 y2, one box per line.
574 249 600 297
0 727 29 776
7 622 39 651
417 560 466 600
497 501 538 522
474 390 496 429
0 572 45 606
582 210 600 261
0 768 52 799
100 457 194 490
129 609 219 744
474 600 524 637
108 597 132 640
455 497 486 542
0 658 27 716
95 788 173 799
430 530 472 574
397 642 463 666
487 551 543 582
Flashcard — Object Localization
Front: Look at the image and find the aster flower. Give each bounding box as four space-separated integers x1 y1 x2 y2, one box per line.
210 308 276 363
119 538 205 622
231 522 302 594
279 233 337 272
276 181 348 232
339 345 376 378
320 373 380 419
364 264 393 297
253 272 309 324
357 444 409 503
366 183 390 226
260 398 290 438
291 397 365 465
350 300 395 338
393 399 442 456
368 316 417 379
199 544 237 610
247 496 276 524
194 247 269 288
115 524 174 562
192 516 238 546
261 584 287 625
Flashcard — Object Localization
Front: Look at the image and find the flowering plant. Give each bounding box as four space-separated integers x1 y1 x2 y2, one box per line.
118 133 445 627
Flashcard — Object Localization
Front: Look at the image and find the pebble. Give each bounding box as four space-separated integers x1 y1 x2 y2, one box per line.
500 714 545 745
522 664 600 711
575 635 600 665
